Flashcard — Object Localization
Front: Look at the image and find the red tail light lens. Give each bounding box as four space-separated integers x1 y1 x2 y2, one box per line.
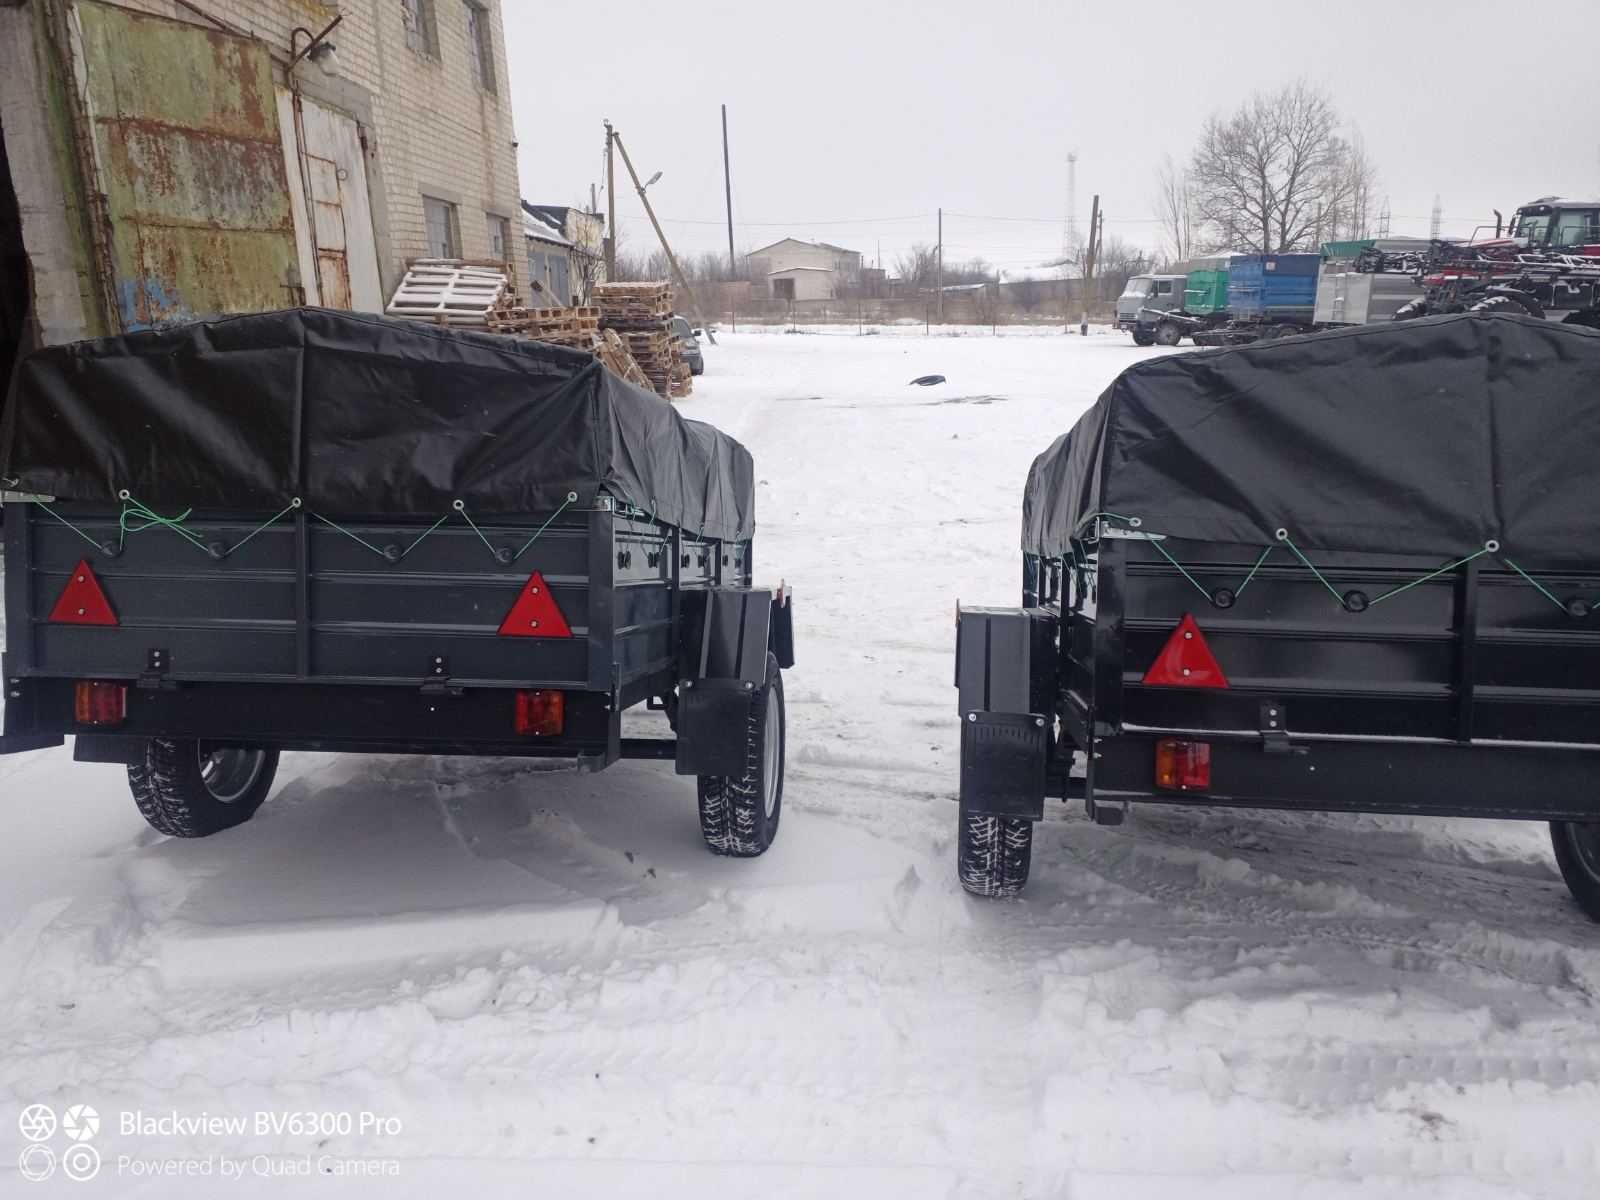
515 689 565 736
74 681 127 726
1155 739 1211 792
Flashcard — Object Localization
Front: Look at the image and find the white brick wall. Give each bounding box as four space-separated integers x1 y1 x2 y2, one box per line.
123 0 524 301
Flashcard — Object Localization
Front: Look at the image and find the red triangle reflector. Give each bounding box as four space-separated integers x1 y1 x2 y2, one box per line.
1142 613 1228 688
497 570 572 638
48 559 119 627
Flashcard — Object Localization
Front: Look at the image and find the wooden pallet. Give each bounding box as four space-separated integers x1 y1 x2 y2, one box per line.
388 260 511 326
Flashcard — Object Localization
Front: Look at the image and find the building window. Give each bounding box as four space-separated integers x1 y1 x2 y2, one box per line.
423 196 460 258
486 213 509 262
402 0 439 58
465 2 496 94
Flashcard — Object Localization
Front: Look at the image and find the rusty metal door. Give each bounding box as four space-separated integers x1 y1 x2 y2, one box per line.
277 91 383 312
69 2 300 330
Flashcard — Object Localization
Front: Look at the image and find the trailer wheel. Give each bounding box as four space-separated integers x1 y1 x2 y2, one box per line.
1131 330 1155 347
1153 320 1182 347
697 653 784 857
956 802 1032 898
128 739 279 838
1550 822 1600 922
1393 298 1429 321
1471 292 1544 319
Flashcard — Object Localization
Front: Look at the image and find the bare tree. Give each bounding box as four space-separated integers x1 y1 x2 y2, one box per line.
1328 131 1379 242
1154 154 1196 265
894 243 939 291
1189 81 1356 253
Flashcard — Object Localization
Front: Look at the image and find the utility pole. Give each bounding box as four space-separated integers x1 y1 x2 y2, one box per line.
604 121 617 279
1079 193 1100 337
721 104 736 279
610 125 718 344
937 207 944 323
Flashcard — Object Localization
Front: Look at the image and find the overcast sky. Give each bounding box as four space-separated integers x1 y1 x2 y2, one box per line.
503 0 1597 276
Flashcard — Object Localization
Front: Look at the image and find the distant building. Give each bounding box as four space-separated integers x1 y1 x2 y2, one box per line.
522 203 605 303
746 238 863 300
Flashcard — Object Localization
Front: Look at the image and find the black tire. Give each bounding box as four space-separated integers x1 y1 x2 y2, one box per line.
128 739 279 838
690 362 704 376
1551 822 1600 922
1392 298 1429 321
957 801 1033 898
1131 330 1156 347
1153 321 1182 347
697 653 784 857
1471 292 1544 319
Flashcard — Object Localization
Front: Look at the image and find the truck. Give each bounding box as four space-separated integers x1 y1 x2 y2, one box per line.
1114 258 1233 346
0 308 794 857
1386 197 1600 328
1191 253 1320 345
954 312 1600 921
1313 237 1434 327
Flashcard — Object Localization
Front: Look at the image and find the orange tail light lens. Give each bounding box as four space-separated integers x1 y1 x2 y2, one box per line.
515 689 565 736
74 681 127 726
1155 738 1211 792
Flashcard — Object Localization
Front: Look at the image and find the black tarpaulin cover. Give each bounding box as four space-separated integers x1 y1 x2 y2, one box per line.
0 307 755 540
1023 313 1600 566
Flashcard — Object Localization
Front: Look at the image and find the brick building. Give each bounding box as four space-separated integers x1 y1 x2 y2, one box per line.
0 0 523 374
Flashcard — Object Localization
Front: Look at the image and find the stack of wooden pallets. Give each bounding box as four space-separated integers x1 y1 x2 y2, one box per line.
593 282 690 400
486 302 601 349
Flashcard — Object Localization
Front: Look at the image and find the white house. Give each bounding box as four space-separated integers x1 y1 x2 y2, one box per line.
746 238 862 300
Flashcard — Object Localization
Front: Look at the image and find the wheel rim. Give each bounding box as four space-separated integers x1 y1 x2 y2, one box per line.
1570 823 1600 880
761 688 780 819
198 743 266 804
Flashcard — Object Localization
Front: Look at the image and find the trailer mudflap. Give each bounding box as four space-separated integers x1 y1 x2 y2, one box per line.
0 666 65 755
954 605 1058 818
675 587 778 776
961 712 1048 818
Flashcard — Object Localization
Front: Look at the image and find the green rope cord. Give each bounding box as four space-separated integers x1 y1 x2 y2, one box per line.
118 494 212 554
1143 532 1215 602
34 501 108 553
1366 545 1494 606
451 500 499 556
1233 545 1275 596
224 498 302 556
1501 557 1568 612
1274 530 1346 604
310 511 389 557
514 492 578 559
400 512 452 558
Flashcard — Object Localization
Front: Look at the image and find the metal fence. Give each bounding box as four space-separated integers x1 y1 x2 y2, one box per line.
714 297 1118 335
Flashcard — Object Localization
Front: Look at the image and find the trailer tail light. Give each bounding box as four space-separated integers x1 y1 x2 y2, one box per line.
1155 739 1211 792
49 560 118 626
515 689 565 737
1142 614 1229 688
498 571 573 638
74 681 127 726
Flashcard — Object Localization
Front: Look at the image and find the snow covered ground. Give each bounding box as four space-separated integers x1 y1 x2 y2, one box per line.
2 327 1597 1198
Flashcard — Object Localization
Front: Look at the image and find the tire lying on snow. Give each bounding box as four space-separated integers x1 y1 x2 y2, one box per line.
957 800 1032 898
1550 821 1600 922
128 739 279 838
697 652 785 857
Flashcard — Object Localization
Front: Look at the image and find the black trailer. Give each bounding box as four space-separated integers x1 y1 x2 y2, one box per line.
1 309 793 856
954 313 1600 919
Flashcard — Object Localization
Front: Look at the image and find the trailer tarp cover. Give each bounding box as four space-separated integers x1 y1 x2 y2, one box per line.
1023 313 1600 565
1 307 754 540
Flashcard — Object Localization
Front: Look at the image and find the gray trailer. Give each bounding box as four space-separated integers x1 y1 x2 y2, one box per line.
1 309 794 857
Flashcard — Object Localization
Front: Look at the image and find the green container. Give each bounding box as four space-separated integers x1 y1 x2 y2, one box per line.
1184 268 1229 316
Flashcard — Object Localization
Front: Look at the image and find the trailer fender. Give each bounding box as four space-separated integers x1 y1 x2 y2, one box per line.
954 606 1058 820
676 587 782 776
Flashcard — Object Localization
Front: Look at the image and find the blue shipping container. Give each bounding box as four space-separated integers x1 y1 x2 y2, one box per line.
1227 254 1320 321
